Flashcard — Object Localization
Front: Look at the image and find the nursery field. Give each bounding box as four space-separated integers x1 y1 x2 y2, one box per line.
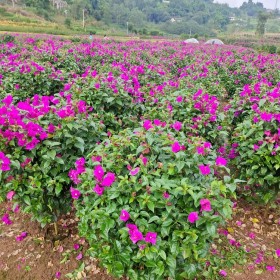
0 33 280 279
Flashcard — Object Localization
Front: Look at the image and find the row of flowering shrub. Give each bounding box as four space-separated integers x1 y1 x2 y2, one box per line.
0 35 279 278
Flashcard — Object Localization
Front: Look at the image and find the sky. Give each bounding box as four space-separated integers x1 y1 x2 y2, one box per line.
214 0 278 9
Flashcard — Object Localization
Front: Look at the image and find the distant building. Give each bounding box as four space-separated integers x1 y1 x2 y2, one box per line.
170 17 182 23
229 16 236 21
49 0 68 10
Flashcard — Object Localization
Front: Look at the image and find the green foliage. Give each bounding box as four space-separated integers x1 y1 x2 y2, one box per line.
64 18 72 28
0 96 107 226
228 84 280 204
255 12 270 36
74 126 235 279
0 34 15 43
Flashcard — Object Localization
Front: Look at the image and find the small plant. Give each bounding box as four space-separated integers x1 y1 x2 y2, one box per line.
64 18 72 28
1 34 15 43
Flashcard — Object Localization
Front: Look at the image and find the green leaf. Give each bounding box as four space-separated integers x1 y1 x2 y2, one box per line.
148 216 159 223
55 185 63 196
114 261 124 277
206 223 216 236
44 141 61 147
184 264 197 278
23 196 31 206
147 201 155 212
74 142 84 153
159 250 166 260
47 150 56 160
153 261 165 276
176 161 185 172
166 255 176 270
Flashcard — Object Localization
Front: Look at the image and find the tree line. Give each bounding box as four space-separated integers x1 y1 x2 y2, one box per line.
2 0 270 35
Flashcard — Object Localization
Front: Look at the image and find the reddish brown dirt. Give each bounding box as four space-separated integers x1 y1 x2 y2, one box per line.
228 201 280 280
0 202 114 280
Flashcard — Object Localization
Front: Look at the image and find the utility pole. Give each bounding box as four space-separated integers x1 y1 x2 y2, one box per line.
127 22 129 35
82 9 85 29
275 0 278 10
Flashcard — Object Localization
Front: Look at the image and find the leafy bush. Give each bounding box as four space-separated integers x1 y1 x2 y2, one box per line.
150 30 160 36
0 94 106 226
229 82 280 204
71 123 235 279
0 34 15 43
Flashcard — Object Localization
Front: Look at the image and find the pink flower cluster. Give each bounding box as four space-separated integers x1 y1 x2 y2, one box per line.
143 119 166 131
171 141 185 153
0 94 91 151
188 199 212 223
127 224 157 246
119 210 157 245
68 158 86 184
193 89 219 122
93 165 116 196
0 151 11 171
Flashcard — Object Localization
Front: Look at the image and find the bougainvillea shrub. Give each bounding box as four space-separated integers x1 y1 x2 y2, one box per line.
70 124 235 278
229 81 280 203
0 94 106 225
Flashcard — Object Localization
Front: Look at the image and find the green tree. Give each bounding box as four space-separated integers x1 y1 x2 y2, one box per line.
256 12 270 36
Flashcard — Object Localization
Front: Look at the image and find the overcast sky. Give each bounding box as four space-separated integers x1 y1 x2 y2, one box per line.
214 0 278 9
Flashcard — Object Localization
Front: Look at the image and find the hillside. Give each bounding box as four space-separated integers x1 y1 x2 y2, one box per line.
0 0 279 36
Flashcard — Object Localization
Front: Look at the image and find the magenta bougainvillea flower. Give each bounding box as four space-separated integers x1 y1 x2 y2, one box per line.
93 165 105 181
140 155 148 166
276 249 280 257
219 270 227 277
91 156 102 162
16 232 27 242
93 184 104 196
101 172 116 187
145 232 157 245
203 142 212 149
130 167 140 176
248 232 256 239
200 199 212 212
266 266 275 271
70 187 81 200
172 121 182 131
163 192 170 199
199 164 211 175
6 191 15 201
176 96 183 102
0 152 11 171
129 230 143 244
215 157 227 166
171 141 181 153
73 244 80 250
153 119 161 126
1 213 12 225
143 120 153 130
188 212 199 223
64 83 71 91
196 146 205 155
120 210 130 222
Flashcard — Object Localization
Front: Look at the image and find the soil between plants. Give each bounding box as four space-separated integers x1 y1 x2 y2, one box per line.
0 201 279 280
